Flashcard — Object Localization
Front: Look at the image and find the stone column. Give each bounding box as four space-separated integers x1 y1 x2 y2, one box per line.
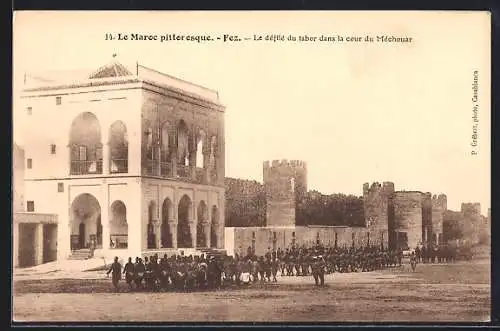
203 222 211 248
189 220 197 248
203 150 210 184
190 151 197 180
35 223 44 265
102 184 110 250
168 220 177 249
171 148 178 177
212 223 219 249
102 142 110 175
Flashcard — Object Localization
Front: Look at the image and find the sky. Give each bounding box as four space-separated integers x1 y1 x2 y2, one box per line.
12 11 491 214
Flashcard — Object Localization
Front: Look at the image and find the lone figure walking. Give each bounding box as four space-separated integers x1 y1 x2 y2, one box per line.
107 256 122 291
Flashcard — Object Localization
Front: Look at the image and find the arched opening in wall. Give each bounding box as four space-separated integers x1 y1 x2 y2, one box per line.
367 232 370 247
69 112 102 175
147 201 157 249
177 120 190 177
432 233 437 246
197 200 208 247
160 123 172 177
334 232 338 249
292 231 296 248
210 205 219 248
351 232 355 247
177 195 193 248
161 198 173 248
110 200 128 249
109 121 128 173
70 193 101 250
273 231 277 251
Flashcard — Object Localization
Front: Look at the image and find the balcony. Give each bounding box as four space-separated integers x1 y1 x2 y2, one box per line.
110 159 128 174
70 160 103 175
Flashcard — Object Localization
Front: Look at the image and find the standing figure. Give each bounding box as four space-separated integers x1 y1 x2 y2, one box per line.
410 251 417 272
123 257 135 290
311 255 326 286
107 256 122 291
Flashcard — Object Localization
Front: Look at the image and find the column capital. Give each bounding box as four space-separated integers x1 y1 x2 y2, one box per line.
168 219 177 225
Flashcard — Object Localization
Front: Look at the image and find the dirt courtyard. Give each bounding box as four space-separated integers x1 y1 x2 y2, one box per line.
12 260 490 323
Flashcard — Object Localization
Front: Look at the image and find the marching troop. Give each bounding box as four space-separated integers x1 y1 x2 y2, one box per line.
106 243 461 291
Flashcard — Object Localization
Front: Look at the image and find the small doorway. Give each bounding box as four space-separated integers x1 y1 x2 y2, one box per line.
18 223 37 267
43 224 58 263
79 222 86 249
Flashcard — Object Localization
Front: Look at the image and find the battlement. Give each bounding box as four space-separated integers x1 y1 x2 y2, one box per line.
363 181 395 196
461 202 481 215
431 194 447 209
394 191 424 201
263 159 307 170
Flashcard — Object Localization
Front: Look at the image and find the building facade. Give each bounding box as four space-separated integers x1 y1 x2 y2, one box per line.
18 60 225 263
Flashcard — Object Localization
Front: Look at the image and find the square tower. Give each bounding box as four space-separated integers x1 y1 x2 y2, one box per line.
263 159 307 227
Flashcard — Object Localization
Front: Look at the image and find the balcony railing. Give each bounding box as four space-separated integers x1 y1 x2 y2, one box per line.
110 234 128 249
145 160 159 176
70 160 103 175
110 159 128 174
160 162 172 177
177 164 190 178
195 168 205 182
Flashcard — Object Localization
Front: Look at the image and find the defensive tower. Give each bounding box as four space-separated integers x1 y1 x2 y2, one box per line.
431 194 447 245
363 181 394 248
263 159 307 227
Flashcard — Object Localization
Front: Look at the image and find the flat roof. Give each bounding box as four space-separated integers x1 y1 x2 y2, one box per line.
22 60 221 104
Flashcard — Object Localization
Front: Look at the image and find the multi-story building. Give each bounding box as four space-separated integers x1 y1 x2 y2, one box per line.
17 59 226 263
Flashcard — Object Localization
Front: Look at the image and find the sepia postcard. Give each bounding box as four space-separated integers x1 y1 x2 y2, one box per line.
11 11 491 323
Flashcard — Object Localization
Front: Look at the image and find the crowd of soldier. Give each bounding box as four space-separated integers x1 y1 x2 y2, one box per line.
105 243 460 291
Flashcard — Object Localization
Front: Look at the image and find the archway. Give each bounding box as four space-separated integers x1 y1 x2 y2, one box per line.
197 201 208 247
161 198 173 248
110 200 128 249
69 112 102 175
177 195 193 248
210 205 219 248
70 193 101 250
109 121 128 173
147 201 157 249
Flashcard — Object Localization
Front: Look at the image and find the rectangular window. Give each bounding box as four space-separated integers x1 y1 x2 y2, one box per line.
56 96 62 105
27 201 34 212
51 144 56 154
26 107 32 115
27 158 32 169
57 183 64 192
